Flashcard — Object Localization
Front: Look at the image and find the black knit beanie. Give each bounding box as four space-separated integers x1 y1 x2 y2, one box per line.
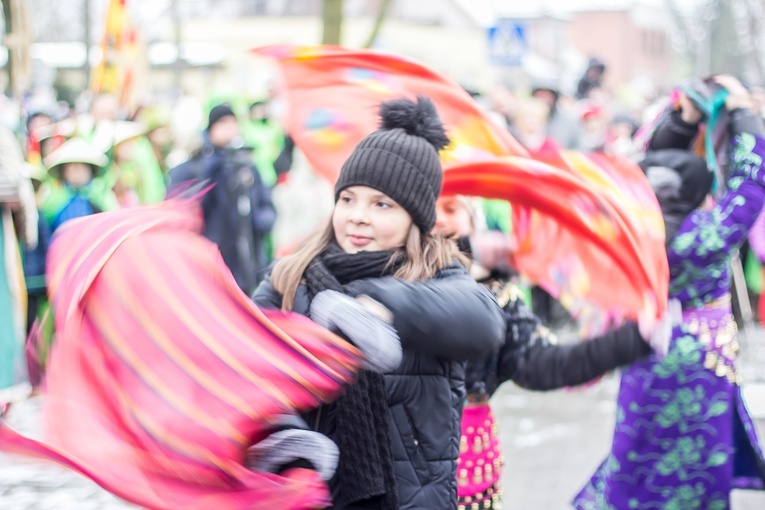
208 104 236 131
334 95 450 232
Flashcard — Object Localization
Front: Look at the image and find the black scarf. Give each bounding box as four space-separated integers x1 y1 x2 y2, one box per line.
304 244 401 510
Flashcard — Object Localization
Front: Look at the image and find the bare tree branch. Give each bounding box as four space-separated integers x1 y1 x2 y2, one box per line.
664 0 697 60
363 0 394 49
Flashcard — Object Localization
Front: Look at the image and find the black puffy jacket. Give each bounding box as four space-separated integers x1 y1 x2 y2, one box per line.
253 264 505 509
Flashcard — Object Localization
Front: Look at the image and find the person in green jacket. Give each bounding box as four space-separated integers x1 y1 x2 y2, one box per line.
107 121 167 206
242 99 290 188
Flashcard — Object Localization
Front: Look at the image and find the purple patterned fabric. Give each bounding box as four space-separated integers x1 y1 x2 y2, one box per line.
574 133 765 509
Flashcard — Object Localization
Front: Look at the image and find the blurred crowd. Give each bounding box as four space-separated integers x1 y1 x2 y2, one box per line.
2 56 765 345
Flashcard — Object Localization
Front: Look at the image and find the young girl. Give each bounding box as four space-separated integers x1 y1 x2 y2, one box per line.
433 195 661 510
575 75 765 509
252 96 506 509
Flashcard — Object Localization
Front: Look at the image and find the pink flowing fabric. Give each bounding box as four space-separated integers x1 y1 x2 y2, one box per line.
0 199 363 509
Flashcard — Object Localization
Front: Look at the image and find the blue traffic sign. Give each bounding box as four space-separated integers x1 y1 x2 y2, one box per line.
487 20 527 67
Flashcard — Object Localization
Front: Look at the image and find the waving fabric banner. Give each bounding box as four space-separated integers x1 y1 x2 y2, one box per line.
0 199 362 510
255 44 668 322
252 44 529 184
443 154 668 325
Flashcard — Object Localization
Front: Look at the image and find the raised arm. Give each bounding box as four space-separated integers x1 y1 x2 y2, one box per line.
668 76 765 270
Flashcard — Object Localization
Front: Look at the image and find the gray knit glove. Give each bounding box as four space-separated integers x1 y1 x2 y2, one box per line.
310 289 403 373
245 429 339 481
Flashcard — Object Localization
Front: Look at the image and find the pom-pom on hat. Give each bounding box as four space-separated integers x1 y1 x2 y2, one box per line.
334 95 450 232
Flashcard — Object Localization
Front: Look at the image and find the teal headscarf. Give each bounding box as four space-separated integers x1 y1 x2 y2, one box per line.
681 79 730 194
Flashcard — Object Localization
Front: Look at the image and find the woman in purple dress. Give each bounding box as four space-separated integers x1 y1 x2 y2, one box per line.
574 75 765 509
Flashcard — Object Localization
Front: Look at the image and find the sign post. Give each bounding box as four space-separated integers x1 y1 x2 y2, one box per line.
487 19 527 67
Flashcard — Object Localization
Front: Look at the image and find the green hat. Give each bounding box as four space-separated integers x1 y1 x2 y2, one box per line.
44 138 108 180
112 121 147 146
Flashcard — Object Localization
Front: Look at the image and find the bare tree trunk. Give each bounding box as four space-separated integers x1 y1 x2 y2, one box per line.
709 0 745 76
322 0 343 45
663 0 697 62
363 0 394 49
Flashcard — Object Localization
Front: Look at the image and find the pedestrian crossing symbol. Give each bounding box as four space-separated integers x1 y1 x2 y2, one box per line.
487 20 527 67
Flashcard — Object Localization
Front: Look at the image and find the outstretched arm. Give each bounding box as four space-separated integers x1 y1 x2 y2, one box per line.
504 322 651 391
494 290 651 391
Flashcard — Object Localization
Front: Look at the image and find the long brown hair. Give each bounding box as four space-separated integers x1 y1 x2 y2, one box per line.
270 220 466 311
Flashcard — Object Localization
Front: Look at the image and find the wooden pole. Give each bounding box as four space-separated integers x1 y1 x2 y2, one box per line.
2 0 14 95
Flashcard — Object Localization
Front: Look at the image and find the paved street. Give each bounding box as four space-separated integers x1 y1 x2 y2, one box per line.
0 396 136 509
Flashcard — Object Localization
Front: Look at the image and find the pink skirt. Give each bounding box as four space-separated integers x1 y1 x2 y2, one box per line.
457 396 503 509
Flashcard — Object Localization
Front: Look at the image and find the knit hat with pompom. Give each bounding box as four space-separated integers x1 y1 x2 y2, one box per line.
334 95 450 232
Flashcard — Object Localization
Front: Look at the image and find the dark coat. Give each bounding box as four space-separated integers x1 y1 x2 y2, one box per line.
23 215 51 294
168 143 276 294
252 264 505 510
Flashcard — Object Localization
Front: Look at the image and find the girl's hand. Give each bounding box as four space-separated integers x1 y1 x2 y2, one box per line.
637 300 680 358
678 92 704 125
637 309 670 357
713 75 753 111
472 231 516 270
